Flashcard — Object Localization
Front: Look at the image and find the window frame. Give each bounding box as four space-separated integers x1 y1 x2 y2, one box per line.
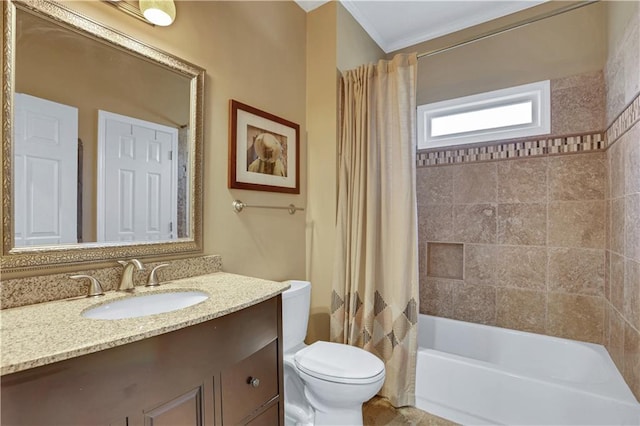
417 80 551 149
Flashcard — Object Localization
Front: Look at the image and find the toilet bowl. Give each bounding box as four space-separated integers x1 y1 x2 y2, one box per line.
282 281 385 426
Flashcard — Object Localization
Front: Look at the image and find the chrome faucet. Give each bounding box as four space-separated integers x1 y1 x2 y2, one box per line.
117 259 144 292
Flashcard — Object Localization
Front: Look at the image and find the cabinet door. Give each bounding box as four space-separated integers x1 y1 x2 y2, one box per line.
143 385 204 426
246 403 279 426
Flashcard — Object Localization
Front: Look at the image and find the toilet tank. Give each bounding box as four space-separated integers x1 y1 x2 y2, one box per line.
282 280 311 352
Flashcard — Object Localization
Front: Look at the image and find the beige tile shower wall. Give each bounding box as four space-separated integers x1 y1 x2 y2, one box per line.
418 152 606 343
417 71 608 345
603 0 640 401
605 114 640 400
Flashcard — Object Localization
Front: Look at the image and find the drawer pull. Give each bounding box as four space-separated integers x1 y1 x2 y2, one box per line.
247 377 260 388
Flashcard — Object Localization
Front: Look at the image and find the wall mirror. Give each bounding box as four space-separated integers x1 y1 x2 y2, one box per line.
1 0 205 273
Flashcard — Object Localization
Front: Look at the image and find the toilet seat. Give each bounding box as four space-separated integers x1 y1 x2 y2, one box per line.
294 341 385 385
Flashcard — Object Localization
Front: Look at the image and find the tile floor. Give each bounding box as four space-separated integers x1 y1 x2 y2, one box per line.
362 396 458 426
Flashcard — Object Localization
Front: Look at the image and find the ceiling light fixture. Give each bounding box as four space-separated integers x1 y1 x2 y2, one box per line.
139 0 176 26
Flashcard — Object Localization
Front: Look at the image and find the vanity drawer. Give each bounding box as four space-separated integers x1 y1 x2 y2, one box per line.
221 340 279 425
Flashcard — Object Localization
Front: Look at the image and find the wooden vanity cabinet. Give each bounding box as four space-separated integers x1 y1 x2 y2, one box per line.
0 296 284 426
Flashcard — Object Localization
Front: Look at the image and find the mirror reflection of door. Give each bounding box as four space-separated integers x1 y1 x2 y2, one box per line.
97 111 178 242
13 93 78 247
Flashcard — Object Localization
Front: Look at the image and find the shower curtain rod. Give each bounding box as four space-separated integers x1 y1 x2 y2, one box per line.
417 1 599 59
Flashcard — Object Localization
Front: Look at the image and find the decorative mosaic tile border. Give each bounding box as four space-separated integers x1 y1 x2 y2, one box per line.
606 94 640 145
417 132 605 167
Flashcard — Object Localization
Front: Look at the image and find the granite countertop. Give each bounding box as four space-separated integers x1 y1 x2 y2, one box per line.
0 272 290 376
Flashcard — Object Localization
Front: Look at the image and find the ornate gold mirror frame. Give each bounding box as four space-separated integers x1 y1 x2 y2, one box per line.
1 0 205 274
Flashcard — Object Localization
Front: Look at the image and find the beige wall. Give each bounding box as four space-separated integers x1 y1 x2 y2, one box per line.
603 0 640 402
33 1 309 282
306 1 338 343
393 1 606 105
337 3 385 72
305 1 384 343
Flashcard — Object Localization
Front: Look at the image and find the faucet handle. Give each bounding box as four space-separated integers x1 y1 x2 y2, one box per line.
146 263 170 287
70 275 105 297
117 259 144 270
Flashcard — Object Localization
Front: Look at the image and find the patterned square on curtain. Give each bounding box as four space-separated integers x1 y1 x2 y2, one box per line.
331 53 419 407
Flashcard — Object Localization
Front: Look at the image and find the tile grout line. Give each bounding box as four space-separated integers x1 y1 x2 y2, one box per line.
545 156 550 335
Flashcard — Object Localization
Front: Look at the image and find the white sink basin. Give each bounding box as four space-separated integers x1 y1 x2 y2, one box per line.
82 291 209 320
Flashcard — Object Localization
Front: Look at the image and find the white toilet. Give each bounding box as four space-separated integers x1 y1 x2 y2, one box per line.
282 280 385 426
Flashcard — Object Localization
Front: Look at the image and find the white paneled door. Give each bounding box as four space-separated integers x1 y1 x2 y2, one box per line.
13 93 78 247
97 111 178 242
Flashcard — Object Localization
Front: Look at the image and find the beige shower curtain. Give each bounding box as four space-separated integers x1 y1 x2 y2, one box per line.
330 53 418 407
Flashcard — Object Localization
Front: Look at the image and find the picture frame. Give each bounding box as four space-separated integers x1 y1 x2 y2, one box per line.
228 100 300 194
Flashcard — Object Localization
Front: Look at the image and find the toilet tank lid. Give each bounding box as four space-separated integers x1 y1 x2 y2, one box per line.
294 341 385 382
282 280 310 299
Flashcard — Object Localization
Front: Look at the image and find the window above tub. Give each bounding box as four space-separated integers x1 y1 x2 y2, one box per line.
417 80 551 150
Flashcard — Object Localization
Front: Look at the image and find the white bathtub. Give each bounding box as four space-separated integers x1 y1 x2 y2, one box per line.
416 315 640 425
